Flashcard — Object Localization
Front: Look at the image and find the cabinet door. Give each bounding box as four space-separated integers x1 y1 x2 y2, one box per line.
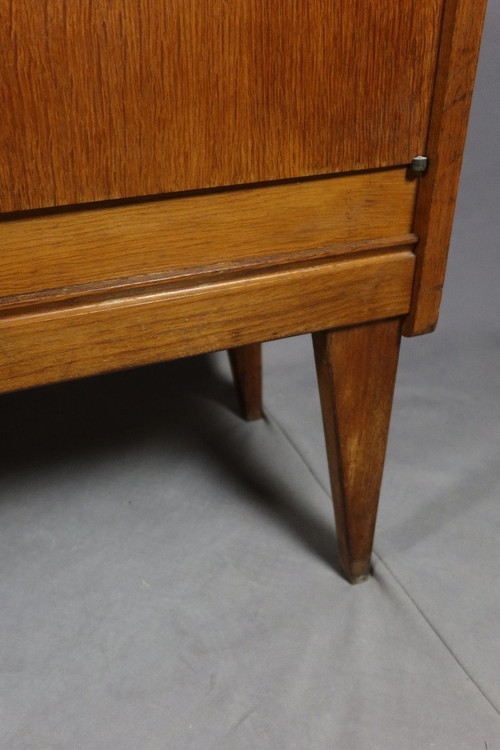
0 0 443 212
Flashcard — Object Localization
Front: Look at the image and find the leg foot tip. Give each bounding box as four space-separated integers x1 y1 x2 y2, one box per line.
347 572 371 585
342 563 372 585
242 407 264 422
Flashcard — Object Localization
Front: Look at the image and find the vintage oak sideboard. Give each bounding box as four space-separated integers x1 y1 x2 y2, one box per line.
0 1 487 582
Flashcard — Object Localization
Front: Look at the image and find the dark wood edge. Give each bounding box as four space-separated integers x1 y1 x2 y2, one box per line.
403 0 488 336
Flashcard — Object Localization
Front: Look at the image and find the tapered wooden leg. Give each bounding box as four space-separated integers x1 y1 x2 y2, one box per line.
228 343 263 421
312 318 402 583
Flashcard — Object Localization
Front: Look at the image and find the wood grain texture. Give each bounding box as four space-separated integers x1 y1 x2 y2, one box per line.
0 169 417 303
0 0 443 212
403 0 488 336
228 344 263 421
313 318 402 583
0 250 415 394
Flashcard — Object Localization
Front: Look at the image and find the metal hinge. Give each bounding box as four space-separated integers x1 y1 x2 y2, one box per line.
410 155 428 174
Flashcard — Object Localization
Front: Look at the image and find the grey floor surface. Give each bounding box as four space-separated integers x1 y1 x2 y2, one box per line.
1 6 499 749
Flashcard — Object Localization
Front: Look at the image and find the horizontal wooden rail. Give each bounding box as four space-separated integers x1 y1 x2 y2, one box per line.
1 168 416 302
0 249 415 394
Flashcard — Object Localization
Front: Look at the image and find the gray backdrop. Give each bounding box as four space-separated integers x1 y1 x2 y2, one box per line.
1 4 499 748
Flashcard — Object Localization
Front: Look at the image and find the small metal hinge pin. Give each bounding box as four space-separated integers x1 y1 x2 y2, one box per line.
411 155 428 174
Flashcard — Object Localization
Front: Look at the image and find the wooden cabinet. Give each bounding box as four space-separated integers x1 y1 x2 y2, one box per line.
0 0 487 581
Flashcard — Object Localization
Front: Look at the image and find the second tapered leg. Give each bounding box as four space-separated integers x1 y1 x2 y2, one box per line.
228 343 263 421
312 318 402 583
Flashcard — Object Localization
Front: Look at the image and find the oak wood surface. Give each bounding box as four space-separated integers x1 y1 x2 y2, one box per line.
0 0 443 212
403 0 488 336
0 0 488 589
0 250 415 394
0 169 417 304
228 344 263 421
313 318 402 583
